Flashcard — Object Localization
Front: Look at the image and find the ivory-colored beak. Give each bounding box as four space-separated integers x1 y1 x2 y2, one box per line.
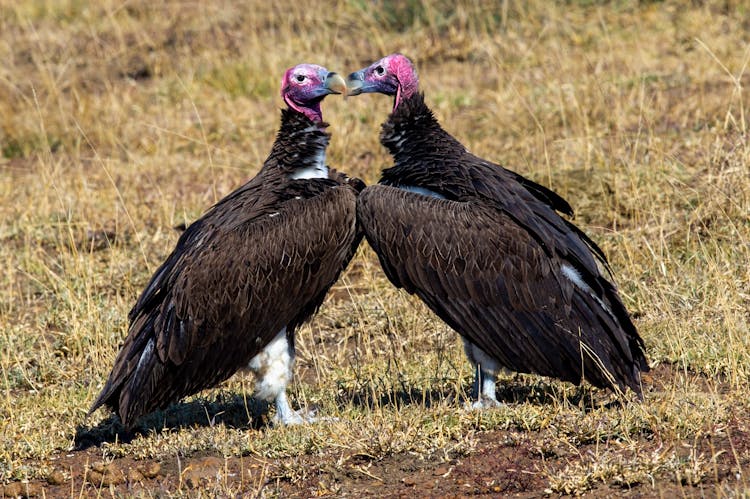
325 72 347 97
346 70 365 97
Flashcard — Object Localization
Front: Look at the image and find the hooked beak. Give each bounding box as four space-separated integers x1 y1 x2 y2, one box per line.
324 72 347 96
346 70 365 96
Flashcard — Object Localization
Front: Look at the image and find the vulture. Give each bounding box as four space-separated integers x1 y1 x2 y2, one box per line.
89 64 363 427
347 54 648 407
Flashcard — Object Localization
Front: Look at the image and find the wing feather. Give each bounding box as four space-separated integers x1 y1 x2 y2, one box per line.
358 184 644 393
90 182 359 426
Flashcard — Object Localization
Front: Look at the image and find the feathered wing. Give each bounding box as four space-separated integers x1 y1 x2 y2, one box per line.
498 167 611 271
503 169 573 217
90 181 359 426
358 184 647 394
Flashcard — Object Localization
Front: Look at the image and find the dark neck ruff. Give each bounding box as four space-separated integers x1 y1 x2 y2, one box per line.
379 93 463 186
381 93 461 155
265 108 330 175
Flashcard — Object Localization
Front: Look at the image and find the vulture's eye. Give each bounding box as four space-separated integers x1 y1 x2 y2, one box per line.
374 65 385 76
295 74 306 83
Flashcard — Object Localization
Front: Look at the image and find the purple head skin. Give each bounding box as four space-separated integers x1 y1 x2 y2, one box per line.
281 64 347 122
346 54 419 110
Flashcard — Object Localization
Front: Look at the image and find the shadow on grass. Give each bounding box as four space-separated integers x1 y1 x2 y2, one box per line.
74 393 269 450
335 374 621 412
494 379 624 411
75 376 627 450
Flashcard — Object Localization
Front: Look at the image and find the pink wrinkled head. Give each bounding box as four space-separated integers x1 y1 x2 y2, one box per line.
346 53 419 110
280 64 345 122
384 54 419 106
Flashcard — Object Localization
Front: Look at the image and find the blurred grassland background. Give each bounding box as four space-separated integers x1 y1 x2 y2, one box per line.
0 0 749 495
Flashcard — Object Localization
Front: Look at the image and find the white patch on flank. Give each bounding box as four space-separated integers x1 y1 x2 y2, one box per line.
268 212 280 218
561 264 592 294
399 185 446 199
248 328 294 403
136 338 155 377
290 149 329 179
561 263 615 317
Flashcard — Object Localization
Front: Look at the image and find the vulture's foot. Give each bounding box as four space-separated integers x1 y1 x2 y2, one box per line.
467 397 504 410
465 363 502 410
273 407 316 426
272 392 318 426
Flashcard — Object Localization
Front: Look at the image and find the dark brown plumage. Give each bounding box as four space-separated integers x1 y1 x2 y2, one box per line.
349 54 648 405
89 66 362 427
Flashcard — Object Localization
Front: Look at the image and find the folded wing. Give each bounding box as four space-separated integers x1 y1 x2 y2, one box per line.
358 184 646 394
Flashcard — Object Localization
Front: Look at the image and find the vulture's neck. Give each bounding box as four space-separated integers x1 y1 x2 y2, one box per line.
266 108 330 180
379 93 465 189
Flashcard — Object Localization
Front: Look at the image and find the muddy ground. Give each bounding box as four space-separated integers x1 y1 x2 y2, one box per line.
5 364 749 498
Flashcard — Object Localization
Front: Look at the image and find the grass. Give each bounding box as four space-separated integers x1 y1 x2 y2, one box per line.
1 0 749 495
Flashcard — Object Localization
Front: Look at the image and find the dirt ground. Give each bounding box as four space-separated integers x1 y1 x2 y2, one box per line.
6 364 749 498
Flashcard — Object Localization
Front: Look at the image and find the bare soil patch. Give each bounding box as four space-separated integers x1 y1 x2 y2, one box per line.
7 364 748 497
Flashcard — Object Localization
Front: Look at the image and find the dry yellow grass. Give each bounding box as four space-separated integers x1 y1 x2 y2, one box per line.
1 0 749 496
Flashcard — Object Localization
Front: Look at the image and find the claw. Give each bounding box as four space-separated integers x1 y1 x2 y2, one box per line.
467 397 504 411
272 392 317 425
273 408 312 426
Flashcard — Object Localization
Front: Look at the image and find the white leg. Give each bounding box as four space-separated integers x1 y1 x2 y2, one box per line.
472 366 502 409
462 338 504 409
248 328 315 425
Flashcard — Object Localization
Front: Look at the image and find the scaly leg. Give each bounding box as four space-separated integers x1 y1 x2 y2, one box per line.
463 338 504 409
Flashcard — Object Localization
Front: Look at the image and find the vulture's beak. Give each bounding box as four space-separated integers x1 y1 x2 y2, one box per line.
324 72 347 97
346 70 365 96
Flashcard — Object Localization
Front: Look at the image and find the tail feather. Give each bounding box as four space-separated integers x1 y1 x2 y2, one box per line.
118 338 167 428
88 316 162 428
88 377 122 418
